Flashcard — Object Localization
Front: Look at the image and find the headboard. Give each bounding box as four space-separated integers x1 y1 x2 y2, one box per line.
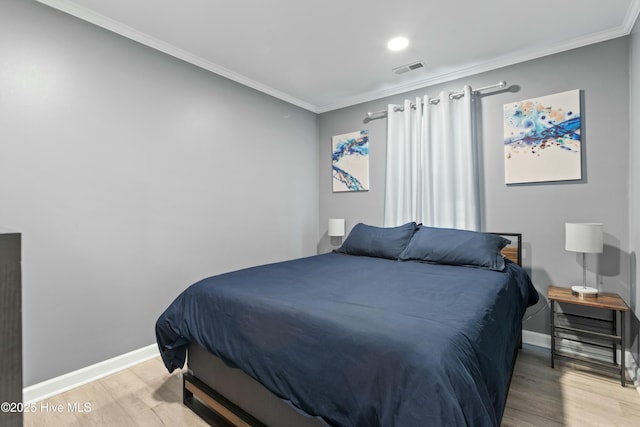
490 232 522 266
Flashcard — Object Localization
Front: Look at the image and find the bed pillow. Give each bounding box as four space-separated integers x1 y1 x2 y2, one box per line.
398 226 511 271
336 222 418 260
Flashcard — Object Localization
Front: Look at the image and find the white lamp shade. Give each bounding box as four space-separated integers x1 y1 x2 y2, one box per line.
328 218 345 237
565 223 603 253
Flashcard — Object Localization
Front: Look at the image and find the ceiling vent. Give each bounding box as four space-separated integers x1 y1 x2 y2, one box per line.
392 60 425 75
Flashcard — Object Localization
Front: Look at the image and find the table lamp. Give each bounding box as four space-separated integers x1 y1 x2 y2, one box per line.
565 222 603 297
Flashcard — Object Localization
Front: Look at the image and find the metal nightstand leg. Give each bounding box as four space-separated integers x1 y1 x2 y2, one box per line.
613 310 617 365
621 310 626 387
550 300 555 368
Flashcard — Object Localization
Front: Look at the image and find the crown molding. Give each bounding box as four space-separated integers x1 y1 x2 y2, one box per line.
36 0 318 112
37 0 640 115
624 0 640 32
316 18 639 113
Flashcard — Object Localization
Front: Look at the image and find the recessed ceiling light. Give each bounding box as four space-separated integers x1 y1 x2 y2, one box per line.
387 37 409 51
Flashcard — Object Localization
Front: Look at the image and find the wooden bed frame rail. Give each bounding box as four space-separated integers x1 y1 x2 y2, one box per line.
184 372 266 427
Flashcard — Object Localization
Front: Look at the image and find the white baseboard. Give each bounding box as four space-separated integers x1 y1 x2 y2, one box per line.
522 329 551 349
23 344 159 404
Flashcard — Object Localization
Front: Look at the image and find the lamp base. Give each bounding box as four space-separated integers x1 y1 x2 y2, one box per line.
571 285 598 298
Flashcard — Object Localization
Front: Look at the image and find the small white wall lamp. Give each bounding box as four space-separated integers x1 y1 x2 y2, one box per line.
328 218 345 238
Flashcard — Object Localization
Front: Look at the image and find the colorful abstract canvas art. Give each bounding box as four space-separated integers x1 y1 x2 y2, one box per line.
503 89 582 184
332 130 369 192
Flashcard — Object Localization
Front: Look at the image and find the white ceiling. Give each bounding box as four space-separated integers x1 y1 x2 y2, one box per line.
37 0 640 113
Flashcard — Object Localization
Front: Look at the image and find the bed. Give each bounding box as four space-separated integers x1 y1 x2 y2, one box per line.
156 223 538 426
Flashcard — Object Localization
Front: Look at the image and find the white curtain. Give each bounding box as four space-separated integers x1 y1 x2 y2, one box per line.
383 86 480 230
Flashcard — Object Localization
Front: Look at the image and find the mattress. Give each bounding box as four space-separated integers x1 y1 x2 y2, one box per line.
156 252 538 426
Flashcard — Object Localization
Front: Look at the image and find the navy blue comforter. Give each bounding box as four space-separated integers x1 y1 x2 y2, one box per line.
156 253 538 426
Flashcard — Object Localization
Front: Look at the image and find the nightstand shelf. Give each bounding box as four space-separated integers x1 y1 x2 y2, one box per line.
548 286 628 386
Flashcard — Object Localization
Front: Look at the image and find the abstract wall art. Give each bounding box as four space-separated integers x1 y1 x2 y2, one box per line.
332 130 369 192
503 89 582 184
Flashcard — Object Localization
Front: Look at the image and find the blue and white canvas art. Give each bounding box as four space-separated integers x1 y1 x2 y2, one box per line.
503 89 581 184
332 130 369 192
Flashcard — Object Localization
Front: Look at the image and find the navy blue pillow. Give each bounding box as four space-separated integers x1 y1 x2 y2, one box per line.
336 222 418 260
398 226 511 271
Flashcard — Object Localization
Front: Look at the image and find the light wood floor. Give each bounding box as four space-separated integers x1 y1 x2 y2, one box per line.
503 347 640 426
24 346 640 426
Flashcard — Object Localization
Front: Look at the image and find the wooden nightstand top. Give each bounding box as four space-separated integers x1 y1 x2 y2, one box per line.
548 286 628 312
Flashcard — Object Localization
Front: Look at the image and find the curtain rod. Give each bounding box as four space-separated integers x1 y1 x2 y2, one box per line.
366 81 506 120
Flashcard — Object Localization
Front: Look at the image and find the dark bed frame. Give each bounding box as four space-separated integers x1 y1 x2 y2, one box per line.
182 233 524 427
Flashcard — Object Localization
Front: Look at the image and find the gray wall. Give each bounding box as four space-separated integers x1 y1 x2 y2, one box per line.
319 37 631 335
2 0 636 387
0 0 318 386
629 19 640 367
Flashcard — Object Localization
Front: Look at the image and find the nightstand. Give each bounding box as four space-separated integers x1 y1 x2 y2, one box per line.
548 286 628 386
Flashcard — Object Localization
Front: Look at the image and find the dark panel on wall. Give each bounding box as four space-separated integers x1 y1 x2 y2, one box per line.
0 231 22 427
